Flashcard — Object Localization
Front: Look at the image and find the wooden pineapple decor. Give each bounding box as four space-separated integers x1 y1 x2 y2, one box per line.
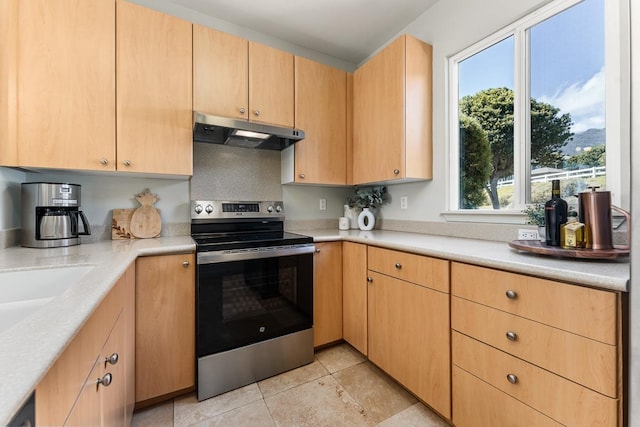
130 189 162 238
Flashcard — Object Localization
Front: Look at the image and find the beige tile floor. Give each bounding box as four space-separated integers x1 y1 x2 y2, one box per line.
132 343 449 427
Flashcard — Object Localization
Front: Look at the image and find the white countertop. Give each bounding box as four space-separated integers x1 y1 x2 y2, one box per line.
0 237 195 426
0 230 629 424
300 229 630 292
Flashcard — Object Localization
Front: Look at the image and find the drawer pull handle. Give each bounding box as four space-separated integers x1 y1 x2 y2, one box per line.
97 373 112 388
507 374 518 384
182 261 190 268
505 290 517 299
104 352 119 366
367 277 373 283
395 263 402 269
506 331 517 341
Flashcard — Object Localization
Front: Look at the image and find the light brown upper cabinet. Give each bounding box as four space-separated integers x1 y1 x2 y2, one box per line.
15 0 116 171
117 0 193 176
4 0 192 176
353 34 433 184
193 26 294 128
0 0 18 166
282 57 347 185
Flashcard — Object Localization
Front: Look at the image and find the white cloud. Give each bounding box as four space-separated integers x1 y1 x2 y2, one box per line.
538 68 605 133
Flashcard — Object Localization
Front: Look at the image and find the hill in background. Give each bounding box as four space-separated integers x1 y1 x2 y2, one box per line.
562 128 605 157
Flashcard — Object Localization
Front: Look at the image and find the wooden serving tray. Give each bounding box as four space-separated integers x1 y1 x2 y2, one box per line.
509 240 629 259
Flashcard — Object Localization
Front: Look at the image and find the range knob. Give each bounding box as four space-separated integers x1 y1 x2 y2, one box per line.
194 204 203 214
275 205 282 213
267 205 274 213
205 204 214 214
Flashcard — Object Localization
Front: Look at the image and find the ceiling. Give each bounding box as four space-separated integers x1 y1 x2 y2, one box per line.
165 0 440 65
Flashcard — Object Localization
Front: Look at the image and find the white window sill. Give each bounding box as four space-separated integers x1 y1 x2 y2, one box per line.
441 210 529 225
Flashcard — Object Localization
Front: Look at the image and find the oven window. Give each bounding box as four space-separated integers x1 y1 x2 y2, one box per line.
197 253 313 356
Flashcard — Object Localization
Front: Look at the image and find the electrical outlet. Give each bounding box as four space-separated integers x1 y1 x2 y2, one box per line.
400 196 408 210
319 199 327 211
518 229 539 240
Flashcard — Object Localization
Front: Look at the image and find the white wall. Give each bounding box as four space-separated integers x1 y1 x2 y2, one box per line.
22 171 190 229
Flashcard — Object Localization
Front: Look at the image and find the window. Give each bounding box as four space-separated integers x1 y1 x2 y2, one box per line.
449 0 608 213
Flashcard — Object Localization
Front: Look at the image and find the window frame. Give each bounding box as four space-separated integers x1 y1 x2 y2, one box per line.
445 0 627 223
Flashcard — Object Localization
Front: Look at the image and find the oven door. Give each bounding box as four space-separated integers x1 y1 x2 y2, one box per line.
196 245 314 357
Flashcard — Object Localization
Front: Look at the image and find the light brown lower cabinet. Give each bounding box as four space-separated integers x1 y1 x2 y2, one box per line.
342 241 367 355
135 253 195 403
367 271 451 419
453 366 563 427
36 263 135 426
451 261 622 426
313 242 343 347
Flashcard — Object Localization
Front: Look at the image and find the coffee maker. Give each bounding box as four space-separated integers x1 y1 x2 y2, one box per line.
21 182 91 248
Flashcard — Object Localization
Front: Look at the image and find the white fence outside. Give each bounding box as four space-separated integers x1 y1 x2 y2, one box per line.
497 166 606 188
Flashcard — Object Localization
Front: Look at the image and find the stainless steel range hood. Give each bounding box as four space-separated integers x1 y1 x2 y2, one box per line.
193 112 305 150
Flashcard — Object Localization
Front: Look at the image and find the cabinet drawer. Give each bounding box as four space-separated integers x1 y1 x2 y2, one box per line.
452 296 617 397
453 366 562 427
367 246 448 292
451 262 617 345
453 331 618 426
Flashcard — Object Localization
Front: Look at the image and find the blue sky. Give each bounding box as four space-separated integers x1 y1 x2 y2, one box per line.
459 0 604 133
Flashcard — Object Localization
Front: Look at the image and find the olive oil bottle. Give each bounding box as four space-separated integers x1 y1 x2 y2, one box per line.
560 211 585 249
544 179 568 246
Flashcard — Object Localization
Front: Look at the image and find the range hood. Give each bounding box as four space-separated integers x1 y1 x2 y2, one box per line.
193 112 305 150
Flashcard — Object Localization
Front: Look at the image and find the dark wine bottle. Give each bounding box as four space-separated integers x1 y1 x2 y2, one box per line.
544 179 568 246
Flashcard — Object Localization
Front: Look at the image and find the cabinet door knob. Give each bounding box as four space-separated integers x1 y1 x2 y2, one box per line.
395 263 402 269
97 373 112 388
100 158 109 166
506 331 517 341
505 290 518 299
393 169 400 175
254 109 261 116
506 374 518 384
367 277 373 283
299 174 305 179
182 261 190 268
123 160 131 167
315 248 320 253
104 352 119 366
239 107 246 114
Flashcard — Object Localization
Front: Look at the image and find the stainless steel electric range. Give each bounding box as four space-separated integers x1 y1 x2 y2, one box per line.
191 200 315 401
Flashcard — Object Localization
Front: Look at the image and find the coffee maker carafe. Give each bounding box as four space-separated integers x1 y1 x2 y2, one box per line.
21 182 91 248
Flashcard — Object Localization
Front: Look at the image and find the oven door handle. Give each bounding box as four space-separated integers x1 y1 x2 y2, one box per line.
197 244 316 264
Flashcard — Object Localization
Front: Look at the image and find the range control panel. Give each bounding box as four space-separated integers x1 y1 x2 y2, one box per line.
191 200 284 220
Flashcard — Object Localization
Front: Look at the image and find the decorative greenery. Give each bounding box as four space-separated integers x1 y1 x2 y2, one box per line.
522 203 545 226
347 186 388 209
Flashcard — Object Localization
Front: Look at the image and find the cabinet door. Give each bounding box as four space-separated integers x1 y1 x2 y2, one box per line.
135 253 195 402
0 0 17 166
368 271 451 418
17 0 115 171
313 242 343 347
64 362 102 427
123 264 136 426
117 0 192 175
249 42 294 127
100 313 126 427
342 242 367 355
293 57 346 184
193 25 249 120
353 36 404 184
